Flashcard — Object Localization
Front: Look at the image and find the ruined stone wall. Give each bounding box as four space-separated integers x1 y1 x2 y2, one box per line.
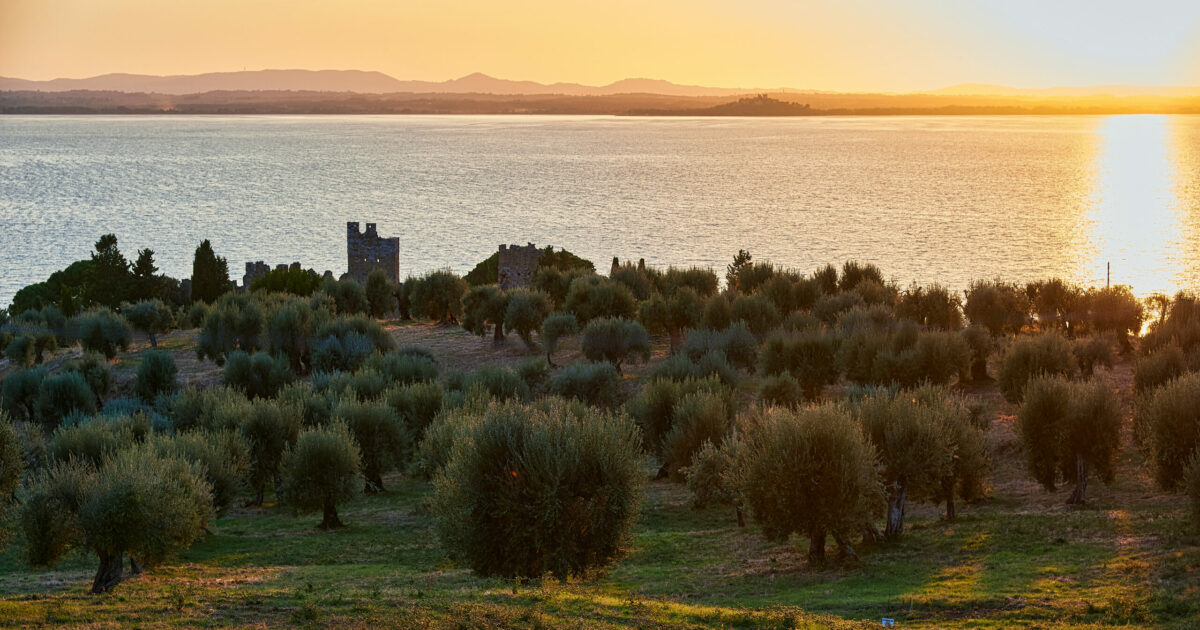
243 261 271 291
498 243 542 290
346 221 400 284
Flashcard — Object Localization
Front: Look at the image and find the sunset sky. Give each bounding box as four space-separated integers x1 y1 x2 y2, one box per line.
3 0 1200 91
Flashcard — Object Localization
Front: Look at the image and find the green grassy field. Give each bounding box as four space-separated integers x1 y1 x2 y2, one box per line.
1 325 1199 628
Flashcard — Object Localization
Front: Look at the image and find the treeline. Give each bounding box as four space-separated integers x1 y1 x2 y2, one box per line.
8 89 1200 116
3 243 1200 595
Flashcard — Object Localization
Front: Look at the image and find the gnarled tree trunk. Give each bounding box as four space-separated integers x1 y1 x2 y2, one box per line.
942 476 957 521
320 501 344 529
1067 456 1089 505
807 528 827 566
92 552 124 594
885 484 908 540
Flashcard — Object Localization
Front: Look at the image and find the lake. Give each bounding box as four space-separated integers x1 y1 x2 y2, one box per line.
2 114 1199 307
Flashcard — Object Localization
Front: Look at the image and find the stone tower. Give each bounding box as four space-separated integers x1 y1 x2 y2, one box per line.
497 243 542 290
346 221 400 284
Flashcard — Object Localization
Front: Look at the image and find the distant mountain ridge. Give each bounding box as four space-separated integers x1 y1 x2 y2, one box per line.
0 69 773 96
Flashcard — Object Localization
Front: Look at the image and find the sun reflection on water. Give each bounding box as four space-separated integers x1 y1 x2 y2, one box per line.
1085 115 1182 295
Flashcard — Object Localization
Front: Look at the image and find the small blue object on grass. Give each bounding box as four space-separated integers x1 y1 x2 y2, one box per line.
881 619 895 628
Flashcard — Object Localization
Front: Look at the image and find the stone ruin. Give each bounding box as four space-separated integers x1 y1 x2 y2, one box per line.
243 261 304 291
498 243 542 290
346 221 400 284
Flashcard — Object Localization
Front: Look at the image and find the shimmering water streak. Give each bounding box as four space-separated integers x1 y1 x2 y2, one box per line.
3 114 1200 307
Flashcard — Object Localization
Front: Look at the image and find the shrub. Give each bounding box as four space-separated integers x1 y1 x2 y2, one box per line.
648 349 739 387
997 333 1078 403
241 400 301 505
265 300 315 373
384 381 445 439
1073 336 1114 377
683 322 758 371
182 302 211 329
812 292 865 325
432 399 643 578
222 350 295 399
327 278 370 316
461 285 509 344
466 366 530 402
63 353 113 404
516 357 550 393
532 267 592 309
684 437 747 525
961 325 993 382
123 299 174 347
700 294 733 330
541 312 579 366
564 276 637 324
504 289 552 350
410 394 489 479
964 280 1029 335
759 373 803 408
610 263 654 300
758 330 839 400
1185 453 1200 533
35 372 98 431
1088 285 1144 351
46 414 149 468
334 400 409 492
279 423 361 529
639 288 703 352
365 269 395 318
661 392 731 481
1134 344 1186 394
662 266 719 298
730 294 781 336
196 294 265 364
409 270 467 324
309 315 394 372
627 377 732 460
838 261 884 292
167 386 251 433
548 362 623 408
1141 373 1200 490
896 283 963 330
581 317 651 373
741 405 882 565
71 309 132 359
135 350 178 403
4 335 36 368
365 351 438 385
20 449 212 593
1 368 46 421
1019 377 1121 503
0 415 18 550
150 431 248 515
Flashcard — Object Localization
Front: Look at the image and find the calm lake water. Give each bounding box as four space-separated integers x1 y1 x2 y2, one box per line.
2 114 1199 307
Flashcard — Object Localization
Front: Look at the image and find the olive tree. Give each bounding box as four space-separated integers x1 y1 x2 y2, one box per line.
1018 376 1121 504
123 299 175 348
432 399 643 578
541 312 579 367
741 405 882 565
410 270 467 324
997 332 1077 403
280 423 361 529
135 349 178 402
365 269 395 318
20 449 213 593
639 287 703 353
461 285 510 344
504 289 552 351
71 309 132 359
580 317 651 373
334 399 409 492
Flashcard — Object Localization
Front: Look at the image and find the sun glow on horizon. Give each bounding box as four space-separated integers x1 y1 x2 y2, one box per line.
3 0 1200 92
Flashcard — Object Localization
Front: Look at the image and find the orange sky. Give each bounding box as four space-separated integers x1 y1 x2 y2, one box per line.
3 0 1200 91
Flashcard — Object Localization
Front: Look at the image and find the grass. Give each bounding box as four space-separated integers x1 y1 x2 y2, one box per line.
1 325 1199 628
